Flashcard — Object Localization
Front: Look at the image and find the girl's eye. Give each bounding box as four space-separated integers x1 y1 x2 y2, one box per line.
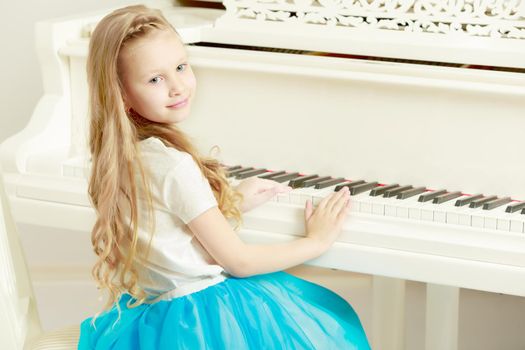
176 64 187 72
149 76 162 84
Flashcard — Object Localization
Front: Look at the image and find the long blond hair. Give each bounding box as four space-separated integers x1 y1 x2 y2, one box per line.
87 5 242 313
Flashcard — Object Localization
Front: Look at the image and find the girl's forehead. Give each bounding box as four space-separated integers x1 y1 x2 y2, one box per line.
121 29 185 60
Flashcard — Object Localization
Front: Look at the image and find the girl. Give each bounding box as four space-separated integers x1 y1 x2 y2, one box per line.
79 5 370 349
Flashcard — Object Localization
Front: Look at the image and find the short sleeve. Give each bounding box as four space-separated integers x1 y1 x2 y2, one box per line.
162 154 218 224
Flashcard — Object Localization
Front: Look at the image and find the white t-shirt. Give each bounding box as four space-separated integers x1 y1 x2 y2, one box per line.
132 137 226 301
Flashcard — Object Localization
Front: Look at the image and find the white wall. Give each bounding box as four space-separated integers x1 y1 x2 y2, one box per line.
0 0 141 143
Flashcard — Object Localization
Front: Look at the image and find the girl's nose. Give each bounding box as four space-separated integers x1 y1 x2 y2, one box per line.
168 78 185 97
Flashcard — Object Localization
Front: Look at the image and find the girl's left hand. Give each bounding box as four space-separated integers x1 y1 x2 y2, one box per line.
235 177 292 212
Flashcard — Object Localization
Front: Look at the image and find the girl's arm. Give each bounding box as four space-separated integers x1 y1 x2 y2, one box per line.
188 187 350 277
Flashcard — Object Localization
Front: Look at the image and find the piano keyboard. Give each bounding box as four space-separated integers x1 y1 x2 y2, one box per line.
225 166 525 234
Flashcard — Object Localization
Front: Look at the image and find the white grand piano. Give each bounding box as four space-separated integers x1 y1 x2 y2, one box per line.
2 0 525 348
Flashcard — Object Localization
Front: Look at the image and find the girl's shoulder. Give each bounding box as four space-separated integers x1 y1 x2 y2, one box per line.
139 137 191 166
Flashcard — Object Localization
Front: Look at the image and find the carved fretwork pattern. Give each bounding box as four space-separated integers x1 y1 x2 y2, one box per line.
222 0 525 38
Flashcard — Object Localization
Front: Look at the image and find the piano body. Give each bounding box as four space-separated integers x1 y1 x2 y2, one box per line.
1 0 525 348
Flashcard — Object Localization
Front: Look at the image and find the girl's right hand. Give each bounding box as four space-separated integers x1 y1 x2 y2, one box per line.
304 186 351 252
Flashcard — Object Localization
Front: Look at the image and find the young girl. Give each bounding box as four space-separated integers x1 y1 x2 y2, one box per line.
79 5 370 349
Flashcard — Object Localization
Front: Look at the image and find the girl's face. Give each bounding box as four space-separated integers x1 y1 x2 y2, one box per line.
119 29 196 124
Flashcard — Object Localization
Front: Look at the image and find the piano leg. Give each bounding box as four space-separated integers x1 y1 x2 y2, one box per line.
425 284 459 350
372 276 406 350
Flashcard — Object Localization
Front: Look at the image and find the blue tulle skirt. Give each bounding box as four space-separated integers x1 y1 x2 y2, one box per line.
78 271 370 349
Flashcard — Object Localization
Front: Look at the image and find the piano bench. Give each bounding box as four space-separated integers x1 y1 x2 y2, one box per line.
26 325 79 350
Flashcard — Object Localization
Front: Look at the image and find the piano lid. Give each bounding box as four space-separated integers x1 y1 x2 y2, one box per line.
193 0 525 69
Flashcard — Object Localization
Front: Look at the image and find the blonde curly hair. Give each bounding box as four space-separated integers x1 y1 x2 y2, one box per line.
86 4 242 316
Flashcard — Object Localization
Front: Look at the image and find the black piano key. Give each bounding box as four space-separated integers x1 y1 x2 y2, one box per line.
302 176 331 188
335 180 365 192
384 185 412 198
289 174 319 188
227 167 253 178
314 177 346 189
483 197 512 210
225 165 241 172
418 189 447 202
397 187 426 200
236 168 267 179
455 193 483 206
469 195 497 209
271 172 300 183
369 184 399 197
505 201 525 213
258 170 286 179
350 181 379 195
433 191 462 204
522 208 525 214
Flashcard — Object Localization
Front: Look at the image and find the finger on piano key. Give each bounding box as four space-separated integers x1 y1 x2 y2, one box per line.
312 184 344 206
505 201 525 213
288 176 330 205
297 178 347 206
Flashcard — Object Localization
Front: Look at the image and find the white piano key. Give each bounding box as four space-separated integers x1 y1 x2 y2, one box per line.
458 210 472 226
396 196 420 219
445 195 471 225
483 205 508 231
409 207 422 220
385 202 397 217
510 219 524 233
405 195 431 221
419 203 435 221
496 216 511 231
344 191 367 212
434 209 446 223
372 196 389 216
289 187 312 205
355 191 385 214
471 215 484 228
276 192 291 203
